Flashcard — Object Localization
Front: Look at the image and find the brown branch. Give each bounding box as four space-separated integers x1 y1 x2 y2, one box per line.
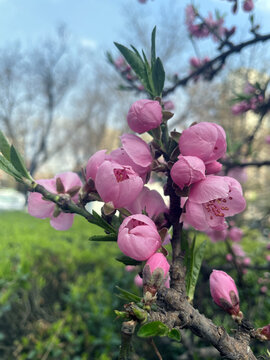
163 32 270 96
222 160 270 169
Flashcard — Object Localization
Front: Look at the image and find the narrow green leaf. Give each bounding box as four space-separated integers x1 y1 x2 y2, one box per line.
114 42 148 87
151 26 157 68
186 239 206 301
106 51 114 64
0 154 23 182
91 210 117 234
115 286 141 303
168 328 181 342
152 57 165 96
137 321 169 338
89 234 117 242
0 130 11 160
116 254 142 266
10 145 32 180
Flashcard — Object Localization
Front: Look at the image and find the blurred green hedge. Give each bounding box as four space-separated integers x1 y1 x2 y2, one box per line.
0 212 269 359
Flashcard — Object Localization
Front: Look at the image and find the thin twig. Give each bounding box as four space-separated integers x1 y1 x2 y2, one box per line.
150 338 163 360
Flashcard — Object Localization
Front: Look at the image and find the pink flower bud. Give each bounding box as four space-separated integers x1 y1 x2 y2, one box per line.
259 324 270 339
134 274 143 287
163 100 174 111
115 56 125 69
210 270 240 316
86 149 107 181
231 101 250 115
232 244 245 257
125 265 136 272
95 161 143 208
171 155 206 190
206 228 228 242
127 99 162 134
243 257 251 266
243 0 254 12
190 57 201 68
228 227 243 242
117 214 161 261
145 253 170 278
226 254 233 262
266 255 270 262
260 286 268 294
179 122 226 164
265 135 270 144
205 161 222 175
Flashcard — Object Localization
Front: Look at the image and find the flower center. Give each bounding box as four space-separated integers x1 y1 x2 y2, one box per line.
204 198 229 219
114 168 129 182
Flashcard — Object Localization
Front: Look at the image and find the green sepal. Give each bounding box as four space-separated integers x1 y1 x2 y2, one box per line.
91 210 117 234
137 321 169 338
89 234 117 242
116 254 142 266
115 286 141 303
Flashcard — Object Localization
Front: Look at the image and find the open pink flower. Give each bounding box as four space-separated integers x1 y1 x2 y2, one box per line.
95 161 143 208
179 122 226 164
28 172 82 231
127 99 162 134
182 175 246 232
171 155 206 189
126 186 168 220
110 133 152 182
210 270 240 316
86 149 107 181
117 214 161 261
228 227 243 242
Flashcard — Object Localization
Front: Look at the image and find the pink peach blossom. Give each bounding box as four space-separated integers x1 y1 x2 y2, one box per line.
232 244 245 257
28 172 82 231
179 122 227 164
127 99 162 134
163 100 174 111
226 254 233 262
95 161 143 208
117 214 161 261
206 228 228 242
266 255 270 262
110 133 152 182
86 149 107 181
125 265 136 272
134 274 143 287
126 186 168 220
260 286 268 294
210 270 240 316
171 155 206 190
228 227 243 242
182 176 246 232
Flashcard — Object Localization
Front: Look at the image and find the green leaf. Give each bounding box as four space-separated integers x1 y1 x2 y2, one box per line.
152 57 165 96
168 328 181 342
10 145 32 180
151 26 157 68
115 286 141 303
0 154 23 182
185 238 206 301
137 321 169 338
0 131 11 160
89 234 117 242
91 210 117 234
114 42 149 89
116 254 142 266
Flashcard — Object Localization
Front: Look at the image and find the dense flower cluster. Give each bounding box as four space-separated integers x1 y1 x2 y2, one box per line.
231 82 264 115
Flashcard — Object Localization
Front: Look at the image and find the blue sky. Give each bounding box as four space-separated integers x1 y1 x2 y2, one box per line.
1 0 270 53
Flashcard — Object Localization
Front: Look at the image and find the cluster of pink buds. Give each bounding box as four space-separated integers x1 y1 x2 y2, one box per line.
210 270 243 320
114 56 144 89
185 5 235 41
231 82 264 115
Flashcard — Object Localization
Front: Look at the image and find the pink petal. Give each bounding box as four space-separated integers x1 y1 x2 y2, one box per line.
121 133 152 168
95 161 119 204
114 172 143 208
183 201 209 231
189 175 229 203
50 213 74 231
86 150 107 181
28 192 55 219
